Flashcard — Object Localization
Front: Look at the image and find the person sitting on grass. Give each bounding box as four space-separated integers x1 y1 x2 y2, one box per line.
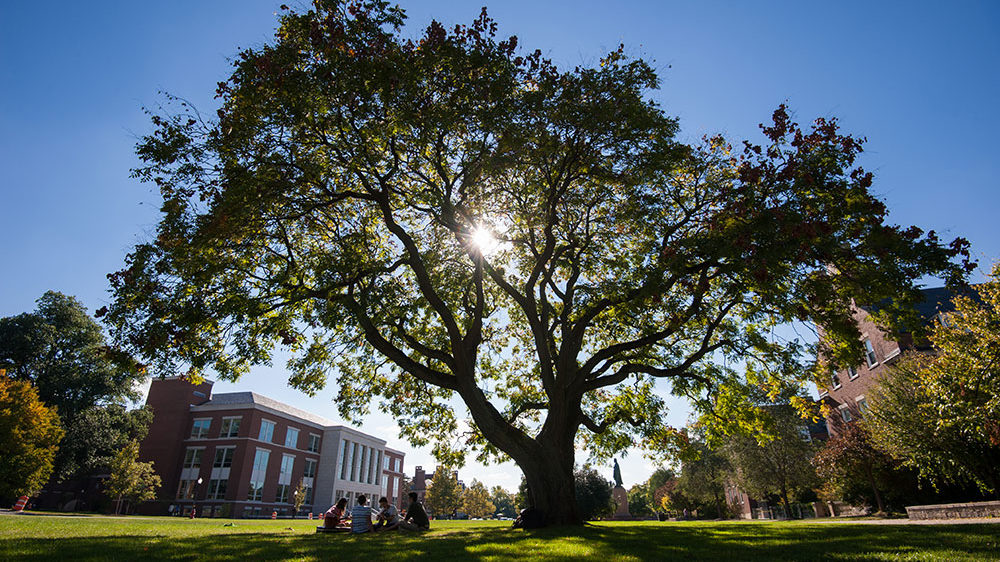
374 496 400 531
399 492 430 532
351 495 374 534
324 498 350 529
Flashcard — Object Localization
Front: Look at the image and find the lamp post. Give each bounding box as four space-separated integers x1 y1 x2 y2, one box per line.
195 477 203 518
292 489 298 519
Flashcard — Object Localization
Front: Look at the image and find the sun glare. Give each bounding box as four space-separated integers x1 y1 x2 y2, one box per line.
470 226 499 256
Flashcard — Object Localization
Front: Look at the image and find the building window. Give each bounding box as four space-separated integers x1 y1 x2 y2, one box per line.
359 445 368 483
285 427 299 449
839 405 853 423
847 366 859 380
863 339 878 367
857 396 868 413
207 479 228 500
339 440 349 480
382 474 388 496
220 416 241 438
304 459 317 478
304 485 313 504
395 458 401 472
276 484 290 503
384 456 390 470
177 480 196 499
248 481 264 502
308 433 320 453
798 426 812 442
214 447 235 468
259 420 275 443
831 371 842 390
191 419 211 439
183 448 203 469
350 442 359 482
248 449 270 501
280 454 295 479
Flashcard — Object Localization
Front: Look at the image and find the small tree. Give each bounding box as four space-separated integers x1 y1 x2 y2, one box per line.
645 468 674 508
424 467 461 518
676 441 731 519
292 479 307 517
461 479 495 519
627 482 652 516
723 404 818 517
106 440 161 515
812 422 892 513
574 466 612 520
0 375 63 505
866 264 1000 496
515 477 530 511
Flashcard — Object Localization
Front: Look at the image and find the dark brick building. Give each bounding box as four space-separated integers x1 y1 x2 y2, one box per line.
138 377 405 517
818 287 955 433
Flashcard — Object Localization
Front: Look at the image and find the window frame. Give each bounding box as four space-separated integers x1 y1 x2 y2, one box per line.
190 418 211 439
838 404 853 423
258 419 276 443
220 416 241 438
863 338 879 368
285 427 300 449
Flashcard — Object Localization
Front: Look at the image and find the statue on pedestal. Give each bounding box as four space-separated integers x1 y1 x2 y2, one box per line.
611 458 630 519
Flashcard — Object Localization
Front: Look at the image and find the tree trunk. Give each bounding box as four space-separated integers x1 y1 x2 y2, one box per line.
780 481 792 520
865 465 885 513
516 438 581 526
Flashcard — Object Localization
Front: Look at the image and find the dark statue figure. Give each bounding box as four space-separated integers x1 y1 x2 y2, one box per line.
613 458 623 488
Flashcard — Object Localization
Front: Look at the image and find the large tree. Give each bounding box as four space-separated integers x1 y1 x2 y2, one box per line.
56 404 153 481
0 376 64 505
106 0 971 524
0 292 147 480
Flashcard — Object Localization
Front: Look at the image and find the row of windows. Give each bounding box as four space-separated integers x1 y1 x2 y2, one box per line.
337 439 382 484
245 482 314 504
189 417 321 452
829 338 881 390
196 447 317 475
838 396 868 423
178 474 315 504
382 456 403 473
177 478 228 500
182 447 236 469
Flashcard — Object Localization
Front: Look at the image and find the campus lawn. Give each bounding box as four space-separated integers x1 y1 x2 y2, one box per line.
1 515 997 561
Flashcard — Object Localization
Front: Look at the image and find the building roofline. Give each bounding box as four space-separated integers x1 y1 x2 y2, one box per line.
191 391 333 429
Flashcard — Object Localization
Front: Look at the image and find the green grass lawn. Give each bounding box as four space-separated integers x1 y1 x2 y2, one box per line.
1 515 998 561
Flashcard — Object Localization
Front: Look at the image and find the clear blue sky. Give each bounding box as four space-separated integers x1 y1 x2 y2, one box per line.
2 1 998 491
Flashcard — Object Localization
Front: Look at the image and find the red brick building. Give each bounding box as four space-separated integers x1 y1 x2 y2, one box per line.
138 377 405 517
818 287 954 433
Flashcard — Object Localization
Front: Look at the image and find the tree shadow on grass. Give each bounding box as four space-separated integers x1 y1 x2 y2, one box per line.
3 522 998 561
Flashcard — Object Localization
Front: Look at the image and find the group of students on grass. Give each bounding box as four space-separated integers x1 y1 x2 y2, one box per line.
323 491 430 533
